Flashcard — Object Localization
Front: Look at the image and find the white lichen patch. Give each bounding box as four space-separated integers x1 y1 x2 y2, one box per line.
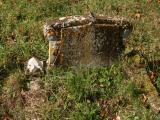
43 16 88 33
59 16 86 22
66 16 86 23
59 17 66 20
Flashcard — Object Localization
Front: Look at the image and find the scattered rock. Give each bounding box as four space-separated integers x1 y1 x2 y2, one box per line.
25 57 44 75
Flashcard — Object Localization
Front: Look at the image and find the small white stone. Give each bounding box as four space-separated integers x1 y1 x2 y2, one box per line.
25 57 43 74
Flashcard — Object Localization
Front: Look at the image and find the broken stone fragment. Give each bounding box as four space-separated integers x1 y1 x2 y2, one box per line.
25 57 44 75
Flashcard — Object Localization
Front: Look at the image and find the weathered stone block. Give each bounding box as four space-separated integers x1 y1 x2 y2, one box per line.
44 15 132 66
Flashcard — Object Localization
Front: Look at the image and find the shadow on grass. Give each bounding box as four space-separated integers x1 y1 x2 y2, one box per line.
0 59 24 94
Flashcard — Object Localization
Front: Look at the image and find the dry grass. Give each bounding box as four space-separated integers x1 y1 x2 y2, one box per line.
0 0 160 119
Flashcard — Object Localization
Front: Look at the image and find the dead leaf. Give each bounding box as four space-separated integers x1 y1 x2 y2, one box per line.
135 13 141 19
142 94 148 103
113 115 121 120
147 71 158 83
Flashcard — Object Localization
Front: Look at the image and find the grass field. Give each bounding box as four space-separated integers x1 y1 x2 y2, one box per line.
0 0 160 119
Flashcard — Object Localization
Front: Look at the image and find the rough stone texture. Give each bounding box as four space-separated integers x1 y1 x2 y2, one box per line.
44 15 133 66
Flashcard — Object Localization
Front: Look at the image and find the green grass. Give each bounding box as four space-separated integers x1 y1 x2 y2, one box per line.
0 0 160 119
